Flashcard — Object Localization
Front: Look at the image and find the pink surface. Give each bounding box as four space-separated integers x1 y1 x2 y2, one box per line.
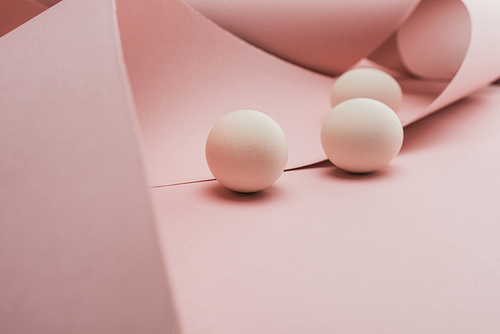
33 0 62 6
117 0 333 187
423 0 500 113
121 0 500 187
0 0 46 37
2 0 500 332
0 0 178 332
153 86 500 334
120 0 500 187
13 0 497 187
372 0 500 120
368 33 409 75
397 0 470 80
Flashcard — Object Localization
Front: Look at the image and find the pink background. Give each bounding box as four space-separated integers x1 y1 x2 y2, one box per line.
1 0 500 333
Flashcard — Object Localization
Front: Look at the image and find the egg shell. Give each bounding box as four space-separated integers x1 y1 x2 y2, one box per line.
321 98 404 173
330 67 403 112
205 110 288 193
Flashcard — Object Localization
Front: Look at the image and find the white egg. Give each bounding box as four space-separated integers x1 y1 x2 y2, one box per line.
205 110 288 193
321 98 404 173
330 67 403 112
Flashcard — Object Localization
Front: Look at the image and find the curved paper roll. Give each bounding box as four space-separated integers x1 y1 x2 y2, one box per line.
2 0 500 333
121 0 500 186
182 0 420 76
399 0 500 123
368 33 409 74
34 0 62 6
397 0 471 80
3 0 500 187
117 0 333 186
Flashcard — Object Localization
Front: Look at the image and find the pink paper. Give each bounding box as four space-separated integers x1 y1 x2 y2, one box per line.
396 0 471 80
368 33 410 75
0 0 46 37
0 0 177 332
182 0 419 75
6 0 500 187
33 0 61 7
117 0 334 186
2 0 500 332
152 86 500 333
423 0 500 114
120 0 500 186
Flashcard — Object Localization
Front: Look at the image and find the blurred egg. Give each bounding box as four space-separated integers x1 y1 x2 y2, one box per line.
330 67 403 112
321 98 404 173
205 110 288 193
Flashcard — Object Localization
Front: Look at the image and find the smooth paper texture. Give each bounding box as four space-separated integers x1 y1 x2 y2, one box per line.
182 0 420 75
121 0 500 186
368 33 411 75
34 0 62 6
0 0 46 37
397 0 471 80
0 0 178 332
117 0 333 186
422 0 500 115
153 86 500 334
2 0 500 332
4 0 500 187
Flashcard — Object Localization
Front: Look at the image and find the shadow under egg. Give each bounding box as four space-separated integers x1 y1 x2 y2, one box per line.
204 181 283 204
324 165 393 181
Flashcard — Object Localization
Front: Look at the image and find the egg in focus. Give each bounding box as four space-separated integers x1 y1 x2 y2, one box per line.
205 110 288 193
321 98 404 173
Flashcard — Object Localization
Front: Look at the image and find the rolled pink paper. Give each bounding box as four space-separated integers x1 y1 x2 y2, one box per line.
182 0 419 75
397 0 471 80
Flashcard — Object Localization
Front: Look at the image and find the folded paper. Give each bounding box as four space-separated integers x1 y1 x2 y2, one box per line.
182 0 420 76
119 0 500 186
2 0 500 333
0 0 178 332
153 86 500 333
4 0 500 187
